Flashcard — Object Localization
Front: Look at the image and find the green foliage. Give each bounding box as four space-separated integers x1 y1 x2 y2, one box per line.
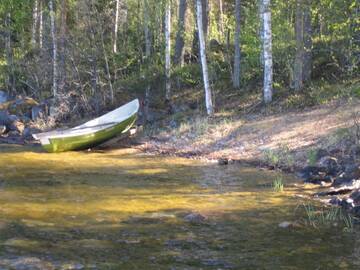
272 176 284 192
263 144 295 168
307 149 318 166
302 203 354 232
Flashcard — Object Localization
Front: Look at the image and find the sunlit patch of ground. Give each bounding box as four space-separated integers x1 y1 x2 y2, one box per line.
141 99 360 166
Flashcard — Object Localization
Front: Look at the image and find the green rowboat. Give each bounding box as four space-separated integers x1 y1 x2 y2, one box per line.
33 99 139 153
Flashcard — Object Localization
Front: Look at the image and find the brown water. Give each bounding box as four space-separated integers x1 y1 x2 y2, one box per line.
0 145 359 269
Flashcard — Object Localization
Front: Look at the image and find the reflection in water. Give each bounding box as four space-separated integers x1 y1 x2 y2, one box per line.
0 144 359 269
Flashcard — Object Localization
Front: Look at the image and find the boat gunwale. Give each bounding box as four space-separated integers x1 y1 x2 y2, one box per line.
33 99 139 140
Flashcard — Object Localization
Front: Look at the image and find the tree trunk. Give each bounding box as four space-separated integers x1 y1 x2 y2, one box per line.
174 0 187 66
59 0 68 93
49 0 58 98
144 0 151 57
233 0 241 89
259 0 264 66
202 0 209 39
144 0 151 122
5 13 15 94
113 0 120 53
294 0 304 91
196 0 213 116
39 0 43 49
165 2 171 106
303 0 312 83
31 0 39 46
100 26 114 104
262 0 272 104
218 0 224 39
192 0 209 59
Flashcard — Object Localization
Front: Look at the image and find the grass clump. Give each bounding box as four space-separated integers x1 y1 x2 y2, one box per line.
263 144 295 168
272 176 284 192
307 149 318 166
302 203 354 232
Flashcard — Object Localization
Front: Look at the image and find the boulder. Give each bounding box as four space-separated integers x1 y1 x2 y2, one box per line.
316 149 330 161
31 105 45 120
0 125 6 135
352 206 360 217
299 166 327 180
317 156 341 176
350 189 360 205
344 163 360 179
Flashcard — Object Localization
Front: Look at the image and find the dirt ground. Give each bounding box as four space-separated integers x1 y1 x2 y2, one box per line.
135 99 360 167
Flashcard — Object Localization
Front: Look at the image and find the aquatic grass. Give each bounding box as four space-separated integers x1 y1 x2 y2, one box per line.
272 177 284 192
301 203 354 232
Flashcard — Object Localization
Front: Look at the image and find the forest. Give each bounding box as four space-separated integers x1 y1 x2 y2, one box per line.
0 0 358 120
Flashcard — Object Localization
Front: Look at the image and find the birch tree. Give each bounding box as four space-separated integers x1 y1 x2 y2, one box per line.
144 0 151 121
262 0 272 103
5 12 15 94
303 0 312 83
49 0 58 98
39 0 43 49
31 0 38 46
196 0 214 116
165 1 171 106
233 0 241 89
113 0 120 53
218 0 224 39
59 0 67 93
293 0 304 91
174 0 187 66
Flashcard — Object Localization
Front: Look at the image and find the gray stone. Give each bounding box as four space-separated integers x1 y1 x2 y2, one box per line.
183 213 206 224
0 125 6 135
317 156 340 176
278 221 292 228
350 189 360 205
31 105 46 120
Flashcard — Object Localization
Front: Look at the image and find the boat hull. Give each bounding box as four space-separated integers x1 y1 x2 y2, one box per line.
42 114 137 153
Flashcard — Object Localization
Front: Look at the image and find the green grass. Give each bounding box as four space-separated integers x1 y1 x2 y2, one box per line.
307 149 318 166
302 203 354 232
272 177 284 192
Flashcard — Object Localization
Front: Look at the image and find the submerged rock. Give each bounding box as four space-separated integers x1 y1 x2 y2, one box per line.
0 257 55 270
278 221 293 228
183 213 207 224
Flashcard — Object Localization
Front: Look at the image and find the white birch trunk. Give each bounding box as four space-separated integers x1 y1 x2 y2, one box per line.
196 0 214 116
49 0 58 97
5 13 15 94
113 0 120 53
293 0 304 91
262 0 272 104
144 0 151 122
144 0 151 57
39 0 43 49
31 0 38 46
165 2 171 102
218 0 224 39
233 0 241 88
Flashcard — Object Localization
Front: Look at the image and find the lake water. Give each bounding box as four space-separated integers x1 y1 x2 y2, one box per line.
0 145 359 269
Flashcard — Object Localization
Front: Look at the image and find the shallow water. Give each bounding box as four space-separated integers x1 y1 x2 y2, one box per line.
0 144 359 269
